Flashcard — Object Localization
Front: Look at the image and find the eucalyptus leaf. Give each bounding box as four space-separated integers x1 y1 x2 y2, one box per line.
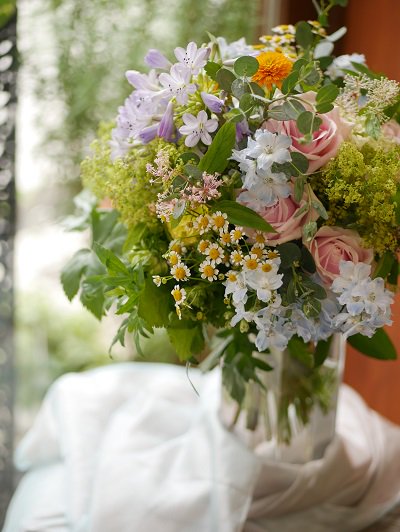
317 83 339 105
233 55 259 77
296 111 322 135
216 68 236 92
295 21 314 49
231 78 249 99
281 71 299 94
204 61 221 81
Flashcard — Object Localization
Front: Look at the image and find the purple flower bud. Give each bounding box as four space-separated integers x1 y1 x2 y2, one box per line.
201 91 224 114
139 123 158 144
144 49 171 70
158 101 175 141
236 119 251 143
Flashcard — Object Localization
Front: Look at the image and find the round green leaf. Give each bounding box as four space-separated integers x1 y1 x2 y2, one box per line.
233 55 259 77
216 68 236 92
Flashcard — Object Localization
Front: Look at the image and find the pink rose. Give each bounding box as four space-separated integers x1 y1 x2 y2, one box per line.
307 226 373 285
382 119 400 144
258 188 319 245
265 92 352 173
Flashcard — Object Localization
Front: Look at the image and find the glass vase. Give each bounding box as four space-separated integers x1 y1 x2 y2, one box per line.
219 334 346 463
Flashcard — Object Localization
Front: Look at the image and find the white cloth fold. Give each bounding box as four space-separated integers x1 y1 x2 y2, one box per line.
4 362 400 532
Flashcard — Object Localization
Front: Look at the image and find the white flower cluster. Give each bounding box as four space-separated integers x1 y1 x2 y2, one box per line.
232 129 292 208
332 261 393 338
224 259 394 353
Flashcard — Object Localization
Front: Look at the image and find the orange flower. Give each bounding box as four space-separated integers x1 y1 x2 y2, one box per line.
252 51 292 90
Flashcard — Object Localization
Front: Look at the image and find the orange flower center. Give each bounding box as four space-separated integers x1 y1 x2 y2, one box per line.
252 51 292 90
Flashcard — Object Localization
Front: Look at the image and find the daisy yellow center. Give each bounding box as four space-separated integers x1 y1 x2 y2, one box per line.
232 229 242 240
171 244 182 254
252 51 292 90
245 258 258 270
208 248 220 260
169 254 179 265
213 215 225 228
203 265 215 277
199 217 209 229
198 240 209 253
267 251 279 259
232 252 242 264
172 289 183 302
174 267 187 280
251 246 263 259
221 233 231 244
262 263 272 273
255 233 266 244
228 272 237 282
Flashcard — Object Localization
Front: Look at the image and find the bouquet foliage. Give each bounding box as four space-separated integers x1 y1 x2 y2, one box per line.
63 0 399 406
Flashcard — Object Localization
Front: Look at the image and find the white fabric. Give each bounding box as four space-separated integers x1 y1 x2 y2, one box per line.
3 362 400 532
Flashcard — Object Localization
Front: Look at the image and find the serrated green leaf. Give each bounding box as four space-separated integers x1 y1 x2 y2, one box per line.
91 208 120 246
348 329 397 360
211 200 277 232
204 61 221 80
93 242 128 275
138 277 171 328
198 121 236 174
233 55 259 77
167 322 204 361
216 68 236 92
61 248 93 301
80 277 105 319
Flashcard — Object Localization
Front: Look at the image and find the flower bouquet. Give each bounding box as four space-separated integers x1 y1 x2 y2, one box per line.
62 0 399 459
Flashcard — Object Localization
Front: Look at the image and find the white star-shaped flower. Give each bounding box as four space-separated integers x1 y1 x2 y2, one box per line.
179 110 218 147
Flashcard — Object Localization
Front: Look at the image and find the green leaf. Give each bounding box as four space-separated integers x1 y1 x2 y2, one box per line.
388 257 399 286
239 93 255 112
91 209 120 246
373 252 396 279
216 68 236 92
291 151 309 174
210 200 277 232
178 151 200 165
294 176 305 202
233 55 259 77
167 322 204 361
276 242 301 269
318 56 334 70
184 163 203 179
333 0 348 6
138 277 171 328
295 21 314 49
301 277 327 299
61 248 93 301
350 61 380 79
224 108 246 123
365 114 381 139
281 71 299 94
314 337 332 367
80 277 105 319
301 66 321 87
204 61 221 80
302 297 321 318
297 111 322 135
231 78 249 99
93 242 128 275
288 336 314 368
316 102 334 114
317 84 339 105
268 99 306 121
393 187 400 224
311 199 328 220
348 329 397 360
300 246 316 273
222 363 246 404
249 82 265 97
198 121 236 174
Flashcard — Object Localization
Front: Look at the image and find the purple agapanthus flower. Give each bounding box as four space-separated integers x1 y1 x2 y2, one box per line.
144 49 171 70
201 91 224 113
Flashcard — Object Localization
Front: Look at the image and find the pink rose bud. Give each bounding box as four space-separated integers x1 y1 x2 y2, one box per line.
306 226 374 285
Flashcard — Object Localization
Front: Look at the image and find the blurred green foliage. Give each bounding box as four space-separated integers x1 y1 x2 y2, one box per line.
0 0 16 28
23 0 259 184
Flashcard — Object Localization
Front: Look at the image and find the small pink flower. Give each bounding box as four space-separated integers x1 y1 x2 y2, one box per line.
306 226 374 285
264 92 352 173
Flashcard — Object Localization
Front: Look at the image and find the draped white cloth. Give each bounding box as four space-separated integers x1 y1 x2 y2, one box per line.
4 362 400 532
